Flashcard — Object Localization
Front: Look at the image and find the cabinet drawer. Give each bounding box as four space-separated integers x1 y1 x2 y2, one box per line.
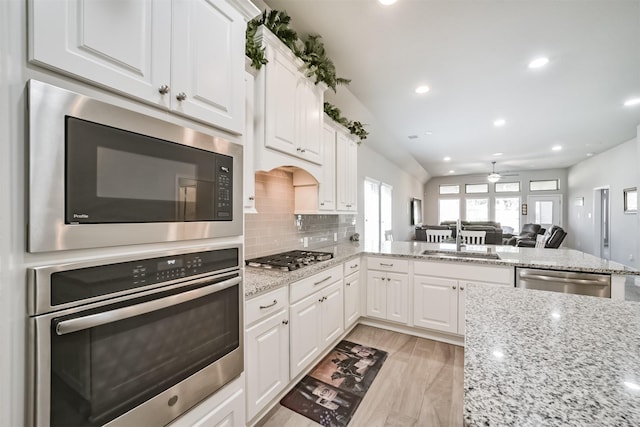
414 261 513 285
290 265 342 303
367 257 409 273
246 287 289 326
343 257 361 275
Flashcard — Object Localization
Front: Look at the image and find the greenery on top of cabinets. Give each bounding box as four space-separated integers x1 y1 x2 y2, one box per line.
324 102 369 144
245 9 350 93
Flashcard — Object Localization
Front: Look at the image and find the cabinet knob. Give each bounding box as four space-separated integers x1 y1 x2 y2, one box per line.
301 149 306 153
346 282 351 286
452 285 457 290
320 202 325 206
158 84 170 94
176 92 187 101
248 196 254 201
387 277 391 282
460 286 465 291
282 319 289 325
296 147 302 152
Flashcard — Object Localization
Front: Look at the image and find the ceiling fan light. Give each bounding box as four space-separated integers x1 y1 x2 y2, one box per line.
487 172 501 183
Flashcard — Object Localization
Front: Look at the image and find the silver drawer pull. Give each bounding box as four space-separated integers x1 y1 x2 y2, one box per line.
346 282 351 286
282 320 289 325
314 276 332 286
350 264 358 269
259 299 278 309
380 263 394 267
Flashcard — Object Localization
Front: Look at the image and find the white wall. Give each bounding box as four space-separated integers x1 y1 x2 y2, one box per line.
423 168 569 230
567 137 639 268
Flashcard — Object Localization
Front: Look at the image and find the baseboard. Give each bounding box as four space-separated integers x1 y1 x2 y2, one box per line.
357 318 465 347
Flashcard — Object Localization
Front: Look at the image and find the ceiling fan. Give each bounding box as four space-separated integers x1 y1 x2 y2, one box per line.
484 161 519 183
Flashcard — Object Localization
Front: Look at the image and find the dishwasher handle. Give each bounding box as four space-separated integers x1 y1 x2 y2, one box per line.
518 272 609 286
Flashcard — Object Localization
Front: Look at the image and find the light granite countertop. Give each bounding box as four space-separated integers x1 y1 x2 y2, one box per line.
244 241 638 299
463 284 640 426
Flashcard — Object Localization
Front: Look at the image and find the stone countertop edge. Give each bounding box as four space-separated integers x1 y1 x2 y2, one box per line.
463 284 640 426
244 241 640 299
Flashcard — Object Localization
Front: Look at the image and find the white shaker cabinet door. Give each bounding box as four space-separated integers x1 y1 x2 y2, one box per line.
366 271 388 320
30 0 172 107
413 275 458 334
320 281 344 347
386 272 409 324
172 0 246 134
245 309 289 420
289 292 322 378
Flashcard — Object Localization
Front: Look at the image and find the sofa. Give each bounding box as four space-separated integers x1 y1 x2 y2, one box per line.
439 221 504 245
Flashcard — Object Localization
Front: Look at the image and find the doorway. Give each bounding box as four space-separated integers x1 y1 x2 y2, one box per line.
527 194 562 230
593 187 611 260
364 178 393 251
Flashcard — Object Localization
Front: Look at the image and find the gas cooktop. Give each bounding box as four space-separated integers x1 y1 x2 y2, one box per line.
245 250 334 271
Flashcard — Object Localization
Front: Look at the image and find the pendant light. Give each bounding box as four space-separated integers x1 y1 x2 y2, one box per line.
487 161 501 183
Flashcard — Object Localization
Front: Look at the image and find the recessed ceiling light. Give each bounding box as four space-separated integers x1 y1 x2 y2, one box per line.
624 98 640 107
424 131 433 135
528 57 549 69
493 152 503 156
552 145 562 151
379 0 397 5
493 118 506 127
448 170 455 174
586 152 594 157
415 85 430 94
443 156 451 162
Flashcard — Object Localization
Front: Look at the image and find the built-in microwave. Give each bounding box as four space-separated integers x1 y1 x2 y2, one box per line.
28 80 243 252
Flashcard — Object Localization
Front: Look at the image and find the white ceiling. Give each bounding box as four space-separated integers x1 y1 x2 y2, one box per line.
263 0 640 179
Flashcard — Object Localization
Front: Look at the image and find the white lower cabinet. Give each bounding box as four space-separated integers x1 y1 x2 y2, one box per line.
343 257 362 329
245 288 289 421
168 375 245 427
413 261 513 335
366 257 409 324
289 265 344 379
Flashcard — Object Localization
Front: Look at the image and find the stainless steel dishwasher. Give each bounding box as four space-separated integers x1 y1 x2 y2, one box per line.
516 268 611 298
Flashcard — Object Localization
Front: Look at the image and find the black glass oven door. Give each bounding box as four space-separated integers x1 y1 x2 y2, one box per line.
48 277 240 427
65 116 233 224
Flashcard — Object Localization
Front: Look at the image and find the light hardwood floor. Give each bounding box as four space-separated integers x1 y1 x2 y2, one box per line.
257 325 464 427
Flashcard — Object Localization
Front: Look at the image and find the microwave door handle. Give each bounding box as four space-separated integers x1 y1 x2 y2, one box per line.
54 275 241 336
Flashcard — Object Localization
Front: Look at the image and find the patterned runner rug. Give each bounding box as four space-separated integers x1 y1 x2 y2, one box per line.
280 340 388 427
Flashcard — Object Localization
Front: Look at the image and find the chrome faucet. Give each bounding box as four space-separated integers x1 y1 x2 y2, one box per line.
456 218 464 251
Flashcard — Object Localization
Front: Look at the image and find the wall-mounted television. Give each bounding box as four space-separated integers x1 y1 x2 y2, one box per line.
411 197 423 226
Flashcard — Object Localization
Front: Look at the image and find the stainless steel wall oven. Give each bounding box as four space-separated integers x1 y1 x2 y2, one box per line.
27 80 243 252
28 246 243 427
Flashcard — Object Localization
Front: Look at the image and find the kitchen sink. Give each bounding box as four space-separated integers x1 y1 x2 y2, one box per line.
421 250 501 260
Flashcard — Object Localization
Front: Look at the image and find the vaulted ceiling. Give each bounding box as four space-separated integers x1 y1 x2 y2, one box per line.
263 0 640 180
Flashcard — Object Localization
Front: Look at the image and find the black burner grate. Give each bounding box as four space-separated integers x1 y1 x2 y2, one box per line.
246 250 334 271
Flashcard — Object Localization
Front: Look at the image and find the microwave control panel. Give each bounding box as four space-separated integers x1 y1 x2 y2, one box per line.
215 154 233 220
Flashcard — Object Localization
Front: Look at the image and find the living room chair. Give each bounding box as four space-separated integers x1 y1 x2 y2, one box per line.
426 229 452 243
460 230 486 245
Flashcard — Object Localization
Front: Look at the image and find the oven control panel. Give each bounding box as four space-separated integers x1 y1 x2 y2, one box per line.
50 248 239 307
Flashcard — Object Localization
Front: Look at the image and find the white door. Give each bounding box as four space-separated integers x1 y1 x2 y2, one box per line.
527 194 562 229
320 281 344 346
264 48 299 154
289 294 321 378
344 273 361 328
366 271 387 319
319 124 336 211
30 0 171 107
245 310 289 420
413 275 458 334
296 79 323 164
386 272 408 324
172 0 245 133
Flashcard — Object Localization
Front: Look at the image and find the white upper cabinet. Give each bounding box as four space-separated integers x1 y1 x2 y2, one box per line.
29 0 259 134
254 26 327 167
336 131 358 211
171 0 247 133
318 123 336 211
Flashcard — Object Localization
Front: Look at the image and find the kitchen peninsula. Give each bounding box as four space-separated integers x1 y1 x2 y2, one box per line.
244 241 638 299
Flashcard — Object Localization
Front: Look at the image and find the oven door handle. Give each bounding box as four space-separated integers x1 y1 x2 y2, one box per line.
54 276 241 335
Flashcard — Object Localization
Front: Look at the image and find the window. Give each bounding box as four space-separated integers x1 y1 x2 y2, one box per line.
530 180 559 191
495 181 520 192
466 198 489 221
534 201 554 225
495 197 520 231
624 188 637 213
465 183 488 194
439 199 460 222
439 185 460 195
